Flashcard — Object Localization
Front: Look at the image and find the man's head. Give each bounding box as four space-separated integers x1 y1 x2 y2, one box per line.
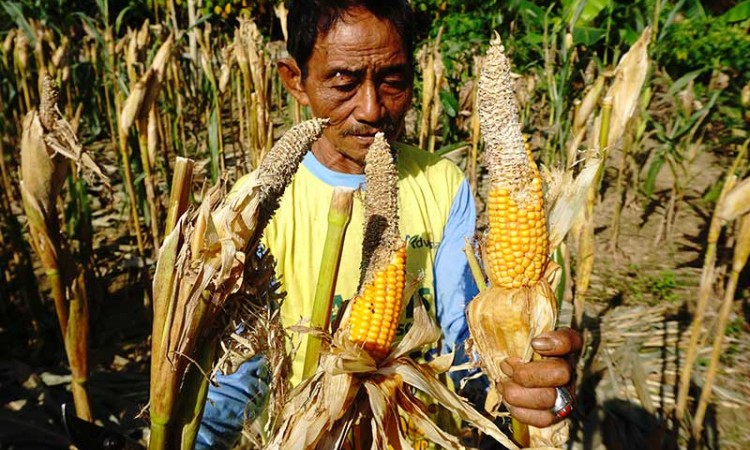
278 0 415 174
286 0 415 79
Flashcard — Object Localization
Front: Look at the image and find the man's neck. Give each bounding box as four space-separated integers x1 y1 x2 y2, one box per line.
311 141 365 175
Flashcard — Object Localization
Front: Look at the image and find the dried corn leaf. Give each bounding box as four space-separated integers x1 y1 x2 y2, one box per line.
120 35 173 133
545 160 601 249
718 177 750 222
590 27 651 150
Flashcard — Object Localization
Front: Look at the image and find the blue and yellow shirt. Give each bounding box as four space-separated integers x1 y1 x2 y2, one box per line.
263 143 478 384
197 143 479 449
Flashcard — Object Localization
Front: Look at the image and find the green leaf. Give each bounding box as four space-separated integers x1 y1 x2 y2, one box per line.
702 180 724 205
564 0 612 27
666 69 703 97
523 33 545 45
435 142 468 158
2 2 36 46
722 0 750 22
572 26 606 46
208 102 219 183
439 89 458 118
643 153 665 198
115 5 136 35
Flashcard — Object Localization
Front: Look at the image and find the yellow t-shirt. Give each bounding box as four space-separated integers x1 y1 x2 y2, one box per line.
262 142 475 385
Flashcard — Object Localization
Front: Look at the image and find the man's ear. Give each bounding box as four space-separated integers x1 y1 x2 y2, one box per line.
277 58 310 106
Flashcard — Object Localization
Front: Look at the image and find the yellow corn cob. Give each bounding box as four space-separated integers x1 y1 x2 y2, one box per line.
485 142 548 288
348 244 406 360
346 133 406 362
468 35 566 448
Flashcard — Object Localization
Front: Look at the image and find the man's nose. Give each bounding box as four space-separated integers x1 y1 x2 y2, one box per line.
353 80 383 125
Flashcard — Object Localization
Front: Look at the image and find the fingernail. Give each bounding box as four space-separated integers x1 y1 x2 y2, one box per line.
532 337 553 352
500 359 514 377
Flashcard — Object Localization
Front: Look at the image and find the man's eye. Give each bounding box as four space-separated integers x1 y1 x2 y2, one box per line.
332 82 357 92
382 77 408 92
330 72 359 92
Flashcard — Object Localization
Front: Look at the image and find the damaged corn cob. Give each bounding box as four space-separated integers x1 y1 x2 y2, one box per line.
467 35 564 449
346 133 407 362
149 118 327 449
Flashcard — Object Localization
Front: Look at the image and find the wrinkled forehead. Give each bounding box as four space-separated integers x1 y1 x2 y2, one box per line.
315 7 409 58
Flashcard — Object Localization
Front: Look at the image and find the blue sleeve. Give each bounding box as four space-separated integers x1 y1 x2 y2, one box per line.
196 355 269 450
434 179 478 354
433 180 488 403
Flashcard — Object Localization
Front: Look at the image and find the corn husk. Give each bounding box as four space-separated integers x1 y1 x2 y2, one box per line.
148 118 326 449
271 297 519 450
120 35 174 134
589 27 651 151
718 176 750 222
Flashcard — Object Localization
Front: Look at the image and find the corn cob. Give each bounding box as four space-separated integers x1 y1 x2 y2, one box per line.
485 141 548 288
467 35 564 448
347 133 406 362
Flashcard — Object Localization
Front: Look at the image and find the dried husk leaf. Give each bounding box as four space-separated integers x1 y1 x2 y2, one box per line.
272 297 518 450
466 282 557 408
397 388 463 449
589 27 651 150
268 371 360 450
385 279 440 363
718 176 750 222
545 160 601 249
573 75 606 133
21 76 109 214
150 118 326 446
218 45 234 93
20 110 68 216
274 2 289 42
120 35 174 133
382 359 519 450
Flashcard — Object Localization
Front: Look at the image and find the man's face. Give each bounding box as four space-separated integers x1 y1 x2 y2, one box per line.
288 8 413 173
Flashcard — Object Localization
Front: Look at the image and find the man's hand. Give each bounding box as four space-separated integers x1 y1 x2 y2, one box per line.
499 327 582 427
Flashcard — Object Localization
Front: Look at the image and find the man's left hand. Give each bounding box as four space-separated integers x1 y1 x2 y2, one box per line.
499 327 582 427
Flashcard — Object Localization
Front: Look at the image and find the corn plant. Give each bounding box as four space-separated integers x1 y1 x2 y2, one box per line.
19 76 108 421
574 27 651 324
643 69 722 246
149 118 325 449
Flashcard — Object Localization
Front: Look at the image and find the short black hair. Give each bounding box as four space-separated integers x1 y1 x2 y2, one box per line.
286 0 415 78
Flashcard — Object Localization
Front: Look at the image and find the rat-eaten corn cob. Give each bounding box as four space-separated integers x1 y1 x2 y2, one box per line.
467 35 565 449
347 133 407 362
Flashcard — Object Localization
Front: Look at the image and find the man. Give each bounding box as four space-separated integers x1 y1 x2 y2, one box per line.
197 1 581 448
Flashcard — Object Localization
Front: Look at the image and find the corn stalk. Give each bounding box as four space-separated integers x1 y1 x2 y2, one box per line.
121 35 174 249
303 188 354 379
417 30 443 153
19 76 108 421
148 118 326 449
573 27 651 326
675 141 748 422
692 211 750 440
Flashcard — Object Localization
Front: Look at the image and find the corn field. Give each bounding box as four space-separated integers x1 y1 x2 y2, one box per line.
1 0 749 449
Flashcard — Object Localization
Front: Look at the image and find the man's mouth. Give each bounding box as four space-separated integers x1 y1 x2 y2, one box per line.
352 133 376 144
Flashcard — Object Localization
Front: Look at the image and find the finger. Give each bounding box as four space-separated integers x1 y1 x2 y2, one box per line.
501 357 572 388
505 403 560 428
531 327 583 357
500 380 556 410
